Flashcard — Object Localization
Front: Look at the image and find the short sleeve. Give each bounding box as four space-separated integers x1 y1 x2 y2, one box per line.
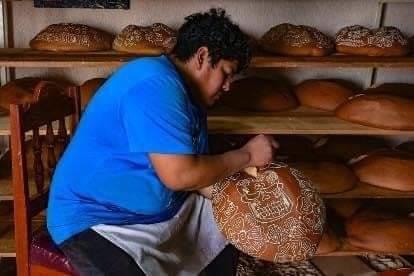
120 76 195 154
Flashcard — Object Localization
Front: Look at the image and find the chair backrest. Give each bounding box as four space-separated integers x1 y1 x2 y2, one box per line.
9 80 80 276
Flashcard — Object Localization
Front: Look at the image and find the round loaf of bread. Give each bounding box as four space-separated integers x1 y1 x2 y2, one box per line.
113 23 176 55
30 23 113 52
0 78 41 112
259 23 334 56
352 150 414 191
335 25 409 56
335 94 414 130
316 225 339 255
216 77 298 112
0 78 73 112
363 83 414 99
291 161 356 194
294 80 355 111
346 208 414 253
212 162 325 263
80 78 106 109
313 135 388 163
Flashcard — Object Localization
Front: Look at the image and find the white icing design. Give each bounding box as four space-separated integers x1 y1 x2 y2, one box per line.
266 217 308 245
212 193 238 228
275 238 316 263
227 213 266 257
236 170 293 223
290 167 325 234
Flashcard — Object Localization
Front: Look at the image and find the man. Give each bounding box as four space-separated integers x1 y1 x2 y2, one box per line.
48 8 277 275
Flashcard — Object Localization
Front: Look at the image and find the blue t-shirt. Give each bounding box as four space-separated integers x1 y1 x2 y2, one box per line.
47 56 208 245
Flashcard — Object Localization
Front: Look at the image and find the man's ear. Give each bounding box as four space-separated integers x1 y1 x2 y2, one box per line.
195 46 210 71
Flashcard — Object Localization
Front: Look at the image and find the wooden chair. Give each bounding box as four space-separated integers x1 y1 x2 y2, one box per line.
9 80 81 276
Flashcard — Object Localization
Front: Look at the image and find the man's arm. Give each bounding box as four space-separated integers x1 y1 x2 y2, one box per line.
149 134 277 193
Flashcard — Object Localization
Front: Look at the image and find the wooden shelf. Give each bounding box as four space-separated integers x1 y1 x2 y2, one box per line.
207 107 414 135
3 108 414 135
318 242 414 257
323 182 414 199
0 49 413 68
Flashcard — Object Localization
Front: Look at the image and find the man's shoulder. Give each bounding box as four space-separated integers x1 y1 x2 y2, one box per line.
122 55 176 76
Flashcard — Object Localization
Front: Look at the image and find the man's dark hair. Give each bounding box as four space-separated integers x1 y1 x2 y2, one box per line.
172 8 252 72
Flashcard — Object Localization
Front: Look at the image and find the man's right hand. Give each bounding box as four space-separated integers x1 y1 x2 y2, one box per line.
241 134 279 167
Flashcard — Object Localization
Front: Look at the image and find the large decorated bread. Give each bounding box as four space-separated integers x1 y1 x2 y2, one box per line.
212 162 326 263
30 23 113 52
112 23 176 55
260 23 334 56
335 25 409 56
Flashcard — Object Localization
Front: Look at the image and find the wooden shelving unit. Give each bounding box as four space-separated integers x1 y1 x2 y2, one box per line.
0 48 413 68
1 4 414 263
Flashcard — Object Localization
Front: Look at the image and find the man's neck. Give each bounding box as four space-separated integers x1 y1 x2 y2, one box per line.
168 55 206 109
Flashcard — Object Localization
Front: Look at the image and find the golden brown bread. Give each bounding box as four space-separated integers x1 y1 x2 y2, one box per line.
316 225 340 255
216 77 298 112
352 150 414 191
30 23 113 52
0 78 41 112
80 78 106 108
260 23 334 56
345 208 414 253
0 78 73 113
335 94 414 130
113 23 176 55
335 25 410 56
291 161 356 194
294 79 355 111
313 135 389 163
212 162 325 263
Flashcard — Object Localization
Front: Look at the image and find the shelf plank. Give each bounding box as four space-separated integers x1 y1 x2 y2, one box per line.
207 107 414 135
3 110 414 135
317 242 414 257
252 53 414 68
0 49 413 68
323 181 414 199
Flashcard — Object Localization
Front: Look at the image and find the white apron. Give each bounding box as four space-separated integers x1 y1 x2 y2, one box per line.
92 193 228 276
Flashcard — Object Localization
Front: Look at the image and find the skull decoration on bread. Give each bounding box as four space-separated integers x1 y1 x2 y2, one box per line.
212 162 326 263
